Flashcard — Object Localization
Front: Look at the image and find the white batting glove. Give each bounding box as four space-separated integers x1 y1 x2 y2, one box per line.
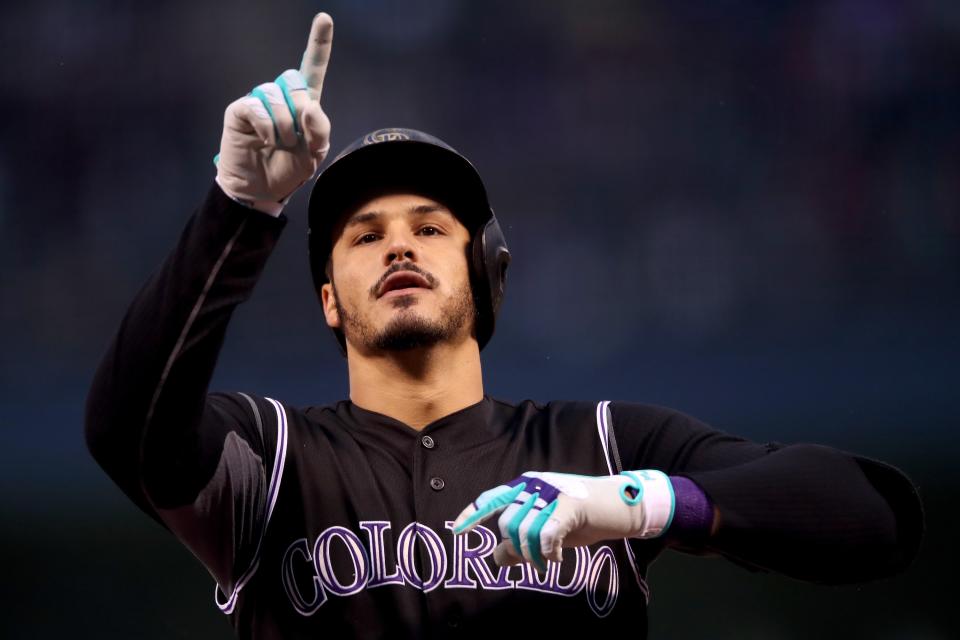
453 470 675 571
214 13 333 215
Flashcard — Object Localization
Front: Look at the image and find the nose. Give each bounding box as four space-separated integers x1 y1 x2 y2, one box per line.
383 231 417 265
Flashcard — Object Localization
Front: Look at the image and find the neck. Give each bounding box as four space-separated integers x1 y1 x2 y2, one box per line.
346 336 484 430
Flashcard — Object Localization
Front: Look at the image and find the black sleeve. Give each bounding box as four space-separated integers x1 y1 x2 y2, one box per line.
610 403 924 585
84 183 288 592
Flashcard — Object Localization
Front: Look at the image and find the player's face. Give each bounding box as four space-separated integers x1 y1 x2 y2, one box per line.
321 192 476 352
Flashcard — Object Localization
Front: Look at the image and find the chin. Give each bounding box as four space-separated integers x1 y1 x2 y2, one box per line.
341 282 474 353
374 315 449 351
386 293 420 310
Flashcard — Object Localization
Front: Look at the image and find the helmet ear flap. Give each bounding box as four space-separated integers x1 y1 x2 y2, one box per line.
471 212 511 349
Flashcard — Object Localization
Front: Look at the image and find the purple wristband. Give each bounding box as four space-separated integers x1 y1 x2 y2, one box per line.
667 476 715 542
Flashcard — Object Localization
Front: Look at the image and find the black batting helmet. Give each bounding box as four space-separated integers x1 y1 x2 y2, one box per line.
307 127 510 353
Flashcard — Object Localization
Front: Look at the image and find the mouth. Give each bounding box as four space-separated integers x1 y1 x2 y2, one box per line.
378 270 433 298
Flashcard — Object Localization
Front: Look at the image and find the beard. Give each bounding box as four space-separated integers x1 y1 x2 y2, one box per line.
333 281 476 352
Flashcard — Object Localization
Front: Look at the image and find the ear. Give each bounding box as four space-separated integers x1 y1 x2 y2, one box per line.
321 283 341 329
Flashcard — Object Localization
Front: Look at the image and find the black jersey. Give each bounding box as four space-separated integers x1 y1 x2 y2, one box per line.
85 184 923 639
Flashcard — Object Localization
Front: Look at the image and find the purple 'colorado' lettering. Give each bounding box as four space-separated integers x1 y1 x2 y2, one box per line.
514 559 553 593
313 526 369 596
397 522 447 593
513 545 595 596
585 546 619 618
550 546 591 595
443 522 512 589
359 521 404 588
280 522 623 618
281 537 327 615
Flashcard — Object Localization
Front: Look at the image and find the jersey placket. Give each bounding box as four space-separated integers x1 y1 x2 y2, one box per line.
410 424 465 633
412 426 442 583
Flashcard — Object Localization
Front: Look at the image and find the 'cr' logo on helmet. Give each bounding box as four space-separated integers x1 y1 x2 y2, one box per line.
364 129 411 145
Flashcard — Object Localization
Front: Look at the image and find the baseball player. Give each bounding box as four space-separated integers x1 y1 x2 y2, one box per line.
85 13 923 639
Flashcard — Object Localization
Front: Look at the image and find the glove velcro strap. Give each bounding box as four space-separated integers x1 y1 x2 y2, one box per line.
621 470 676 538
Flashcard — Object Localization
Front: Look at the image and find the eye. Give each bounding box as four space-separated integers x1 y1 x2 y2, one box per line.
355 232 380 245
417 225 443 236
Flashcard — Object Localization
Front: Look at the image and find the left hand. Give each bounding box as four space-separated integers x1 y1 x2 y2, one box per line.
453 470 676 571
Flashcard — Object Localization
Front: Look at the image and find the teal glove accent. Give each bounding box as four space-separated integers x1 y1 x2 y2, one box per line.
453 482 526 534
507 492 539 562
618 471 645 506
527 499 558 571
249 86 281 142
275 70 305 137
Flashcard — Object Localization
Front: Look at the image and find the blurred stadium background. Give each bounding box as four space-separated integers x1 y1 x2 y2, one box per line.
1 1 956 637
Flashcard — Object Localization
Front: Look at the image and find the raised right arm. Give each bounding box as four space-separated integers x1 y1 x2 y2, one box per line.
84 183 287 519
84 13 334 595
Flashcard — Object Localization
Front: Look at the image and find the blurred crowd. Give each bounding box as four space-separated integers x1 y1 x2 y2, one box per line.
1 1 956 375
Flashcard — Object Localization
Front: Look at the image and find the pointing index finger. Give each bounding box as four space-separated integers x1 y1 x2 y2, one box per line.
453 482 527 534
300 12 333 100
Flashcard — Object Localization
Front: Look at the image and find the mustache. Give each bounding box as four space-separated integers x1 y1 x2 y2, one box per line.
369 262 439 298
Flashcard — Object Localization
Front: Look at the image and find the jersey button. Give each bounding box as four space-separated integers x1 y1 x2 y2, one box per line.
430 477 445 491
421 435 435 449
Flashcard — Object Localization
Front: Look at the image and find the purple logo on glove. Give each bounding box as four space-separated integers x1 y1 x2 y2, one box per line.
508 474 561 505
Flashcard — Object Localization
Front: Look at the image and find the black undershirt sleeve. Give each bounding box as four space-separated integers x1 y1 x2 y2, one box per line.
84 183 287 591
609 403 923 585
